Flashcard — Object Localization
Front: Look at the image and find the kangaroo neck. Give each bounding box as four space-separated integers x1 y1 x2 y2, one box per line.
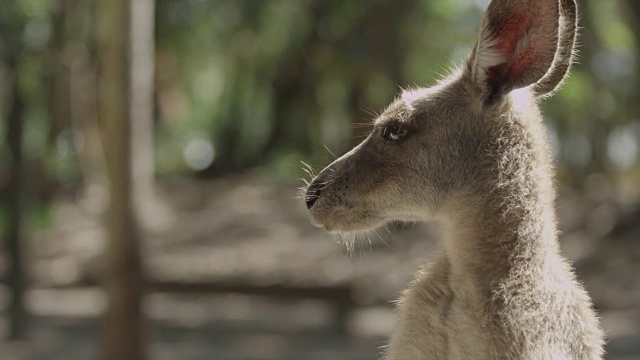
437 117 561 291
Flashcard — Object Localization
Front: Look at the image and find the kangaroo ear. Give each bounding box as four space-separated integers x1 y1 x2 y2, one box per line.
467 0 560 99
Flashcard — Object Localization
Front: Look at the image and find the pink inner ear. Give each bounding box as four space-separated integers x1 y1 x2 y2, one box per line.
486 11 535 88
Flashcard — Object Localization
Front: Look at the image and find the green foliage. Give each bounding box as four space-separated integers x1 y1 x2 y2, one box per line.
18 0 54 19
27 203 50 231
0 0 639 202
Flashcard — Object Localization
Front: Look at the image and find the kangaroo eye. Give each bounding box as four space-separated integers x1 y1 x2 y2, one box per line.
382 123 406 141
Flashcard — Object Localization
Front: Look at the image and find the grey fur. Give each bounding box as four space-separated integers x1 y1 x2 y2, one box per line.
304 0 604 358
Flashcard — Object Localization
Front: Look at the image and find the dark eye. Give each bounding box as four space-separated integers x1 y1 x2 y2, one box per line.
382 123 407 141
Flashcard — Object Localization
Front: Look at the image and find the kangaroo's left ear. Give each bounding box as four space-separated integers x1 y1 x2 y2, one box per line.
467 0 560 100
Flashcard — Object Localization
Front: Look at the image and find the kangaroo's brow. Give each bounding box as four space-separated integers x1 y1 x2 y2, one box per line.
374 100 412 126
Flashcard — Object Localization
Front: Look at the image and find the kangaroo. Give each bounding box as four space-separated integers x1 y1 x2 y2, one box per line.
304 0 604 358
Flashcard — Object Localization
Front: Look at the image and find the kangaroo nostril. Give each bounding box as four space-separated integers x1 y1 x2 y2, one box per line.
305 182 324 209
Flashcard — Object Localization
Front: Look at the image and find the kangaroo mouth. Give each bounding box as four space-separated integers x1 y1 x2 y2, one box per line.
309 203 383 233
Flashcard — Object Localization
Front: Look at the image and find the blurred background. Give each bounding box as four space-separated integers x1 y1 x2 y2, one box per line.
0 0 639 359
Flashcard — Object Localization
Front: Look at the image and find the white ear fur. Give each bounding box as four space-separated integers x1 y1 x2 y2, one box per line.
471 34 506 86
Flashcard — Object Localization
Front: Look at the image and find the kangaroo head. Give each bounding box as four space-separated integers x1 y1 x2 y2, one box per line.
305 0 576 234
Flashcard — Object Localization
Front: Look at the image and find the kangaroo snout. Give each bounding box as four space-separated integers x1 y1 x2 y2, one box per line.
305 179 324 209
305 160 342 210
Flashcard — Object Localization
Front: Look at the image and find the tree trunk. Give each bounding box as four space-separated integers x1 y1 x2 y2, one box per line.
579 1 608 176
624 0 640 116
261 1 331 158
4 55 27 340
0 0 27 339
130 0 156 215
350 0 413 146
53 0 109 206
95 0 146 359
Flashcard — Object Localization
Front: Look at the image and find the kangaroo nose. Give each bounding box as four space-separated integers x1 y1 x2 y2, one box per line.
305 180 324 209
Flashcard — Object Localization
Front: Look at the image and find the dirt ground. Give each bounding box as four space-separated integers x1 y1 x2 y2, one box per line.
1 171 639 359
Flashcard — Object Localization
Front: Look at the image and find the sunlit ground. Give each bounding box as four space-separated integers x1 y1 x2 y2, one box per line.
0 170 639 359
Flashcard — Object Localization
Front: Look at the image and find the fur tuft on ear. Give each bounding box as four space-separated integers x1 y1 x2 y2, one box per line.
468 0 560 100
